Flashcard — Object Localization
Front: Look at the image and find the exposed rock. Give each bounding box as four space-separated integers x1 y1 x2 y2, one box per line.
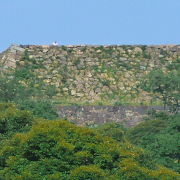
10 44 25 53
71 90 76 96
0 44 179 103
56 105 165 127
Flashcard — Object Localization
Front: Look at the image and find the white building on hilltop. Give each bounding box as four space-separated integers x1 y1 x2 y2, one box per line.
52 41 59 46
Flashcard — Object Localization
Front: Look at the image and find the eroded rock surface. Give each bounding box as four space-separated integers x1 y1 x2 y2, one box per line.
56 105 164 127
1 44 179 103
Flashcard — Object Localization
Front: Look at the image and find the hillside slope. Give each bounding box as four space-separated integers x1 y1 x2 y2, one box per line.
0 44 179 105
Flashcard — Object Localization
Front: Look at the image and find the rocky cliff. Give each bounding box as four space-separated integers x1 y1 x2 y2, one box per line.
1 44 179 105
56 105 165 127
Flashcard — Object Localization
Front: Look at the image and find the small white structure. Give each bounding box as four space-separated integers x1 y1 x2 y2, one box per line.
52 41 59 46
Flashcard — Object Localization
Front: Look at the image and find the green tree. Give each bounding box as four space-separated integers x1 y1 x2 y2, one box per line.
0 120 179 179
128 112 180 172
0 103 33 141
17 99 58 120
140 59 180 113
95 123 127 142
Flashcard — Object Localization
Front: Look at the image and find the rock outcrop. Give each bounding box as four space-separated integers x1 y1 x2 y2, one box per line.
56 105 164 127
1 44 179 104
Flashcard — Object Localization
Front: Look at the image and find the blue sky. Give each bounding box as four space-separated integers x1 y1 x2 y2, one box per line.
0 0 180 52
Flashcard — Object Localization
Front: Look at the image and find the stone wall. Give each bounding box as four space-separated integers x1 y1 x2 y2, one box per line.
56 105 164 127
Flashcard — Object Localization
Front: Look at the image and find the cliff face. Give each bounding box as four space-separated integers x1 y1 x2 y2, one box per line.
0 44 180 104
56 105 165 127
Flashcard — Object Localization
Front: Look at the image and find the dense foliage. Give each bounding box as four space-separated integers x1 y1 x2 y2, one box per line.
140 58 180 113
128 112 180 172
17 99 58 120
0 118 179 180
94 123 127 142
0 103 33 142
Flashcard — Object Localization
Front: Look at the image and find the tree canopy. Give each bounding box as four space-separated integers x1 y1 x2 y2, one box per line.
0 117 179 179
140 58 180 113
128 112 180 172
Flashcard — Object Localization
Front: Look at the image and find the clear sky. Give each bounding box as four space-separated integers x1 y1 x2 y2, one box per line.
0 0 180 52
